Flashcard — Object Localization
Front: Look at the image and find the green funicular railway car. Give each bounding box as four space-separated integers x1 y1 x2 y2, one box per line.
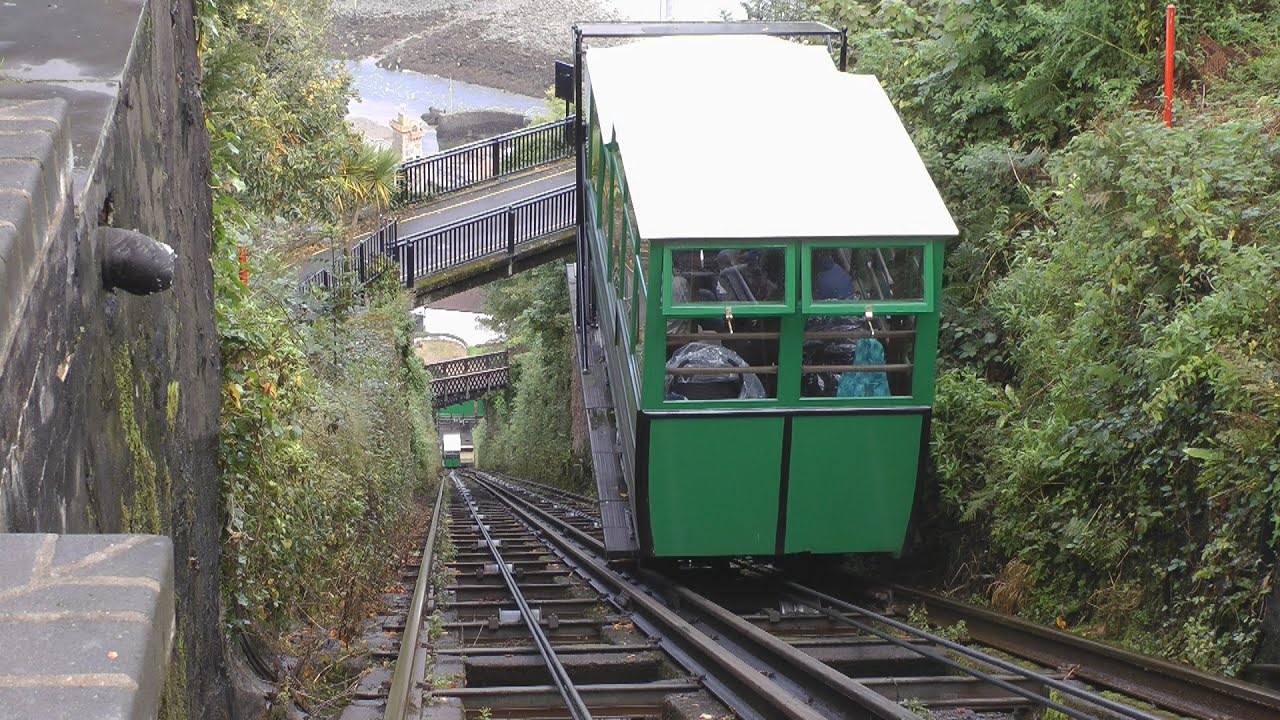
442 433 463 469
576 25 957 559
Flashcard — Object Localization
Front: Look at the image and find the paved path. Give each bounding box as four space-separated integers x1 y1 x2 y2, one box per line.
396 161 572 237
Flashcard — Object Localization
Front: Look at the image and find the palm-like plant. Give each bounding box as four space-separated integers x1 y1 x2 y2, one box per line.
336 142 400 230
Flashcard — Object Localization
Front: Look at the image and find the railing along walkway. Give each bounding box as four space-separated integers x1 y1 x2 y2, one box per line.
428 369 511 409
394 184 575 286
302 118 577 293
400 117 575 202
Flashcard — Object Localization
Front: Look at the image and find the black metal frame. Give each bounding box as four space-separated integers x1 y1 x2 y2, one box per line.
399 117 576 202
395 184 575 287
632 405 931 557
301 216 398 292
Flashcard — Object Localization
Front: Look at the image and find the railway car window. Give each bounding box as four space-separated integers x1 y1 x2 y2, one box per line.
810 246 925 303
621 225 636 338
800 315 916 398
588 113 603 205
600 164 615 268
664 326 781 400
634 270 647 368
668 247 787 306
611 174 627 288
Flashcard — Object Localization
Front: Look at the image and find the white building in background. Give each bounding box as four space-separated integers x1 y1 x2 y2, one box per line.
410 307 502 348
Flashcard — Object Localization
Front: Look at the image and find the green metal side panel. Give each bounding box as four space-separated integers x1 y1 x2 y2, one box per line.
784 414 921 554
443 457 462 469
439 400 482 417
646 417 782 556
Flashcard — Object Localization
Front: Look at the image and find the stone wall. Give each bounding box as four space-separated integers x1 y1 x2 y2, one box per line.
0 0 231 717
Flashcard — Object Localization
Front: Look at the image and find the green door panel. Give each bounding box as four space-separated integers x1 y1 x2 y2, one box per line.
646 416 783 556
784 414 921 554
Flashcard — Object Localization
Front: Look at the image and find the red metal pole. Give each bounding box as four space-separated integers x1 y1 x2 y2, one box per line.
1164 4 1176 128
237 245 249 285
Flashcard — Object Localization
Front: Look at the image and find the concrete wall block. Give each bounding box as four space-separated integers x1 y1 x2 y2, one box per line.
0 159 55 243
0 98 71 192
0 98 70 224
0 534 174 720
0 190 39 271
0 223 21 352
0 98 71 380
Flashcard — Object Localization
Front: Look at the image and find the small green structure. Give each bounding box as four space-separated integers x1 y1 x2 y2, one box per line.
441 433 462 469
438 400 484 419
576 28 957 558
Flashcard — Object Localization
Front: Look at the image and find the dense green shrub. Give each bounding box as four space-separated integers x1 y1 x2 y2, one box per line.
472 264 587 489
937 112 1280 671
199 0 439 643
751 0 1280 671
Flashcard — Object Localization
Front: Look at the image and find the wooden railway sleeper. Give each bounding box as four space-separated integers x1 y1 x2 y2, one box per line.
452 475 595 720
472 471 911 720
782 581 1168 720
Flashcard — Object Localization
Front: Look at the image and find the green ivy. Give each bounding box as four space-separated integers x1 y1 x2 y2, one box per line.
472 264 589 490
199 0 440 644
938 112 1280 672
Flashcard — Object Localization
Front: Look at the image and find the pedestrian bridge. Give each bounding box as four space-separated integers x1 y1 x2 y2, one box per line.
425 350 511 409
304 119 577 305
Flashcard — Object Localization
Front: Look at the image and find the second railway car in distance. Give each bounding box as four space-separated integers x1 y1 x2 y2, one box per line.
442 433 463 469
575 25 958 559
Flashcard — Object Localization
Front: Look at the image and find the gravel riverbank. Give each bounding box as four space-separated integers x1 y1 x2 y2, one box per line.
329 0 618 97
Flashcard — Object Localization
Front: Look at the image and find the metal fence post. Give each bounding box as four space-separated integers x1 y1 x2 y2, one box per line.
403 240 415 288
507 206 517 257
491 137 502 179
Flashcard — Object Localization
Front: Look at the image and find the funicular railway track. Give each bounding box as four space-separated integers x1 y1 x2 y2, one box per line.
375 471 1280 720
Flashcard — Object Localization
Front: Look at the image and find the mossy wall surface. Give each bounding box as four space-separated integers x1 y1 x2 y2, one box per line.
0 0 230 717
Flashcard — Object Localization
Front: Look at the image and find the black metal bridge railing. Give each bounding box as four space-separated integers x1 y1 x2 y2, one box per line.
399 117 576 202
301 183 574 291
394 184 575 287
301 116 578 293
301 216 398 293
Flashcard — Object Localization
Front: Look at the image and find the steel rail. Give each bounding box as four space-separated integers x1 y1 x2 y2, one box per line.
467 471 904 720
473 472 605 555
384 479 446 720
631 570 920 720
452 476 594 720
892 585 1280 720
781 581 1167 720
487 475 600 528
488 471 597 507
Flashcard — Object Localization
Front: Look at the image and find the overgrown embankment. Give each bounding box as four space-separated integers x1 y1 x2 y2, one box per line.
472 264 591 491
199 0 439 713
749 0 1280 672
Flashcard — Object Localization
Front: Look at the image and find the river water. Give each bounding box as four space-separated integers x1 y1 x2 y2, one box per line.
344 0 747 152
346 58 547 121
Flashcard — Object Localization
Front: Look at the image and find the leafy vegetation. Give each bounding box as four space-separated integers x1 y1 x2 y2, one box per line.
198 0 439 710
747 0 1280 671
472 263 590 490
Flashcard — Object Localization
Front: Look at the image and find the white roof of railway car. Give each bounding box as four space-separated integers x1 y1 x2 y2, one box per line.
442 434 463 452
585 35 958 241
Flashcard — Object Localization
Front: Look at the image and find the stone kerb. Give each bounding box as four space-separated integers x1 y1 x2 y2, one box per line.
0 97 73 378
0 534 174 720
